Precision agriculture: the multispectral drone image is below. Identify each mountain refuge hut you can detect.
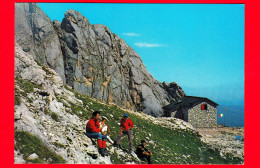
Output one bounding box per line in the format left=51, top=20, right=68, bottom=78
left=163, top=96, right=218, bottom=128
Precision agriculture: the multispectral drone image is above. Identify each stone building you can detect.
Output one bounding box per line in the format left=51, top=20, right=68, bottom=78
left=163, top=96, right=218, bottom=128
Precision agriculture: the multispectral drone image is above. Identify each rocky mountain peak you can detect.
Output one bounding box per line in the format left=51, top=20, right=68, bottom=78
left=162, top=81, right=185, bottom=101
left=65, top=9, right=82, bottom=20
left=15, top=3, right=185, bottom=117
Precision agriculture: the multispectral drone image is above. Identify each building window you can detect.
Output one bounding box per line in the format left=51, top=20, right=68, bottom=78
left=201, top=104, right=208, bottom=110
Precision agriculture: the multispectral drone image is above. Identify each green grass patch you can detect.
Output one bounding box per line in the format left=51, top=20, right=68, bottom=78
left=51, top=112, right=60, bottom=122
left=15, top=78, right=43, bottom=102
left=34, top=59, right=43, bottom=67
left=45, top=97, right=50, bottom=105
left=35, top=59, right=55, bottom=76
left=110, top=151, right=125, bottom=164
left=52, top=142, right=66, bottom=148
left=15, top=87, right=21, bottom=105
left=44, top=107, right=50, bottom=115
left=42, top=66, right=55, bottom=75
left=16, top=78, right=43, bottom=93
left=15, top=131, right=66, bottom=163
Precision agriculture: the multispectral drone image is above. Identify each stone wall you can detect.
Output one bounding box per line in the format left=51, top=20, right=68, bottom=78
left=188, top=102, right=217, bottom=128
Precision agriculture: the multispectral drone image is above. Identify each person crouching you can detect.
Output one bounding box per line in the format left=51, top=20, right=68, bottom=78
left=136, top=140, right=152, bottom=164
left=86, top=111, right=108, bottom=156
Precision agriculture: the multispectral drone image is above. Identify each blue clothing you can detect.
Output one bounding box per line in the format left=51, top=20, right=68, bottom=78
left=86, top=132, right=107, bottom=141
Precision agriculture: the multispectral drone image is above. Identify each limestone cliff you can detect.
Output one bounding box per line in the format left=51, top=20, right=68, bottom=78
left=15, top=3, right=65, bottom=82
left=15, top=3, right=185, bottom=117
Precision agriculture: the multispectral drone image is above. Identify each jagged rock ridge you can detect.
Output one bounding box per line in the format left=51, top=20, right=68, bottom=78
left=15, top=3, right=185, bottom=117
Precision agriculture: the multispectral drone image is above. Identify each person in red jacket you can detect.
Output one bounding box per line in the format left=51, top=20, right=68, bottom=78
left=86, top=111, right=108, bottom=156
left=115, top=113, right=134, bottom=152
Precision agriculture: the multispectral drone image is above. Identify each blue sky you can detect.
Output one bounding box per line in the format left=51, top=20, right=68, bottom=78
left=38, top=3, right=244, bottom=106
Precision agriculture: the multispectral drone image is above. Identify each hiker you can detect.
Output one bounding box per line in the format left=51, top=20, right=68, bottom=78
left=115, top=113, right=134, bottom=152
left=136, top=140, right=152, bottom=164
left=86, top=111, right=108, bottom=156
left=100, top=116, right=114, bottom=144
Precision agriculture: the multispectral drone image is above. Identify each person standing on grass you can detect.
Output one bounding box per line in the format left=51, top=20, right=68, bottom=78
left=136, top=140, right=152, bottom=164
left=86, top=111, right=108, bottom=157
left=115, top=113, right=134, bottom=152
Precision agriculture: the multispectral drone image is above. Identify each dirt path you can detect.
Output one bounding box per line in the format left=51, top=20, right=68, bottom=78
left=197, top=127, right=244, bottom=137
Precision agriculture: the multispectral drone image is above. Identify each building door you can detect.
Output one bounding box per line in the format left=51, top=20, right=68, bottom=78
left=181, top=113, right=184, bottom=120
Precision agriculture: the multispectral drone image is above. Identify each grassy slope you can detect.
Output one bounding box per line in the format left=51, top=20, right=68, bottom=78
left=15, top=78, right=242, bottom=164
left=64, top=86, right=242, bottom=164
left=15, top=131, right=66, bottom=163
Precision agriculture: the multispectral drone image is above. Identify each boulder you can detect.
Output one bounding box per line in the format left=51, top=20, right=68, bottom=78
left=28, top=153, right=39, bottom=160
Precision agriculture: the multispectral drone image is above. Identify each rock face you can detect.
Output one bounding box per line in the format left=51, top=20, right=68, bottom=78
left=15, top=3, right=185, bottom=117
left=15, top=3, right=65, bottom=82
left=15, top=43, right=112, bottom=164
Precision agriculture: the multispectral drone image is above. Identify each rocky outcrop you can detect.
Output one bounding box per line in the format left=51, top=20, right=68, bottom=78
left=197, top=128, right=244, bottom=161
left=15, top=43, right=107, bottom=164
left=15, top=3, right=185, bottom=117
left=162, top=81, right=186, bottom=102
left=15, top=3, right=65, bottom=82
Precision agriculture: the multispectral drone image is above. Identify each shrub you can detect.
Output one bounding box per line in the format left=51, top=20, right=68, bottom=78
left=44, top=107, right=50, bottom=115
left=51, top=112, right=60, bottom=122
left=15, top=88, right=21, bottom=105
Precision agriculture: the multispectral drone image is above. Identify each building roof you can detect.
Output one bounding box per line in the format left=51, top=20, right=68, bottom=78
left=164, top=96, right=218, bottom=112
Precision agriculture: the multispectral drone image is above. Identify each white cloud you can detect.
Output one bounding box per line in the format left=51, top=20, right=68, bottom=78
left=134, top=42, right=167, bottom=48
left=122, top=32, right=140, bottom=37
